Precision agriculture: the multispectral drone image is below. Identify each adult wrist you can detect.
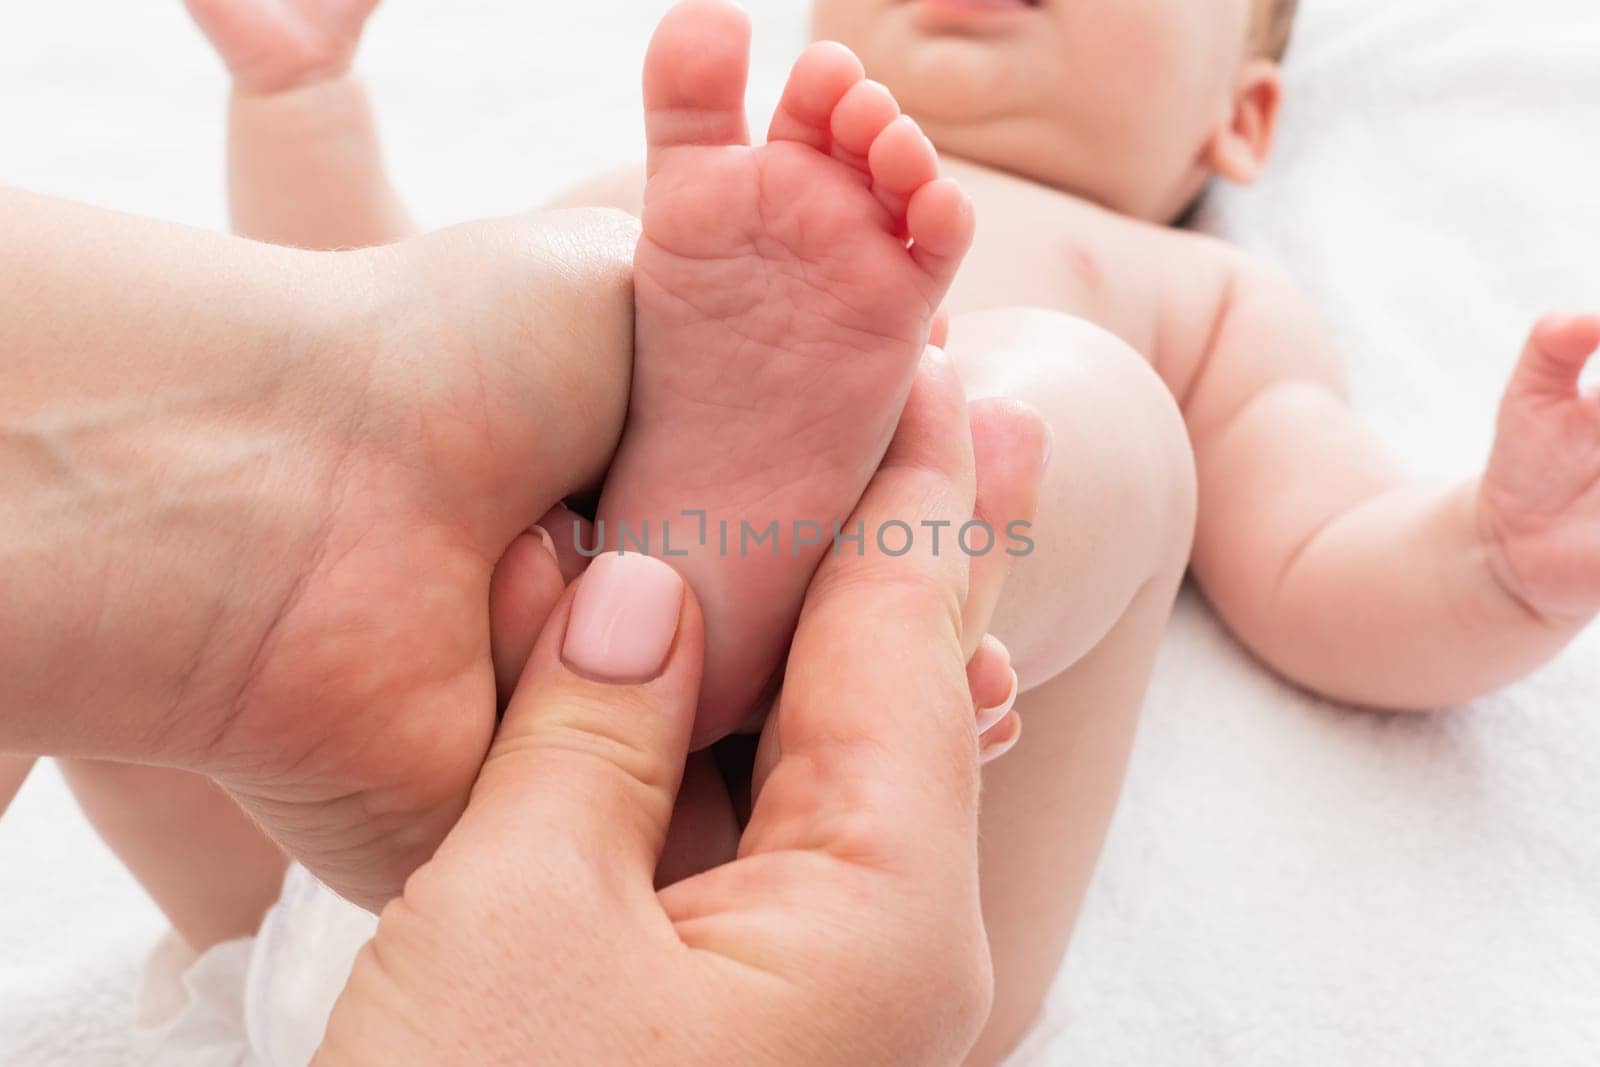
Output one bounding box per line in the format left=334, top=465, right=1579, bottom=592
left=351, top=207, right=641, bottom=554
left=0, top=224, right=385, bottom=769
left=169, top=246, right=408, bottom=771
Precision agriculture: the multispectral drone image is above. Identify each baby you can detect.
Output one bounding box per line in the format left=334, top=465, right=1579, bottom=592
left=26, top=0, right=1600, bottom=1063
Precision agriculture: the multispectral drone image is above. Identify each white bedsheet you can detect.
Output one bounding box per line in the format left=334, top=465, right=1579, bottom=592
left=2, top=1, right=1597, bottom=1064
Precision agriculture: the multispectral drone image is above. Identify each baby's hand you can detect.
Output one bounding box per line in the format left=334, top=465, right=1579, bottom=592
left=1479, top=314, right=1600, bottom=624
left=185, top=0, right=382, bottom=95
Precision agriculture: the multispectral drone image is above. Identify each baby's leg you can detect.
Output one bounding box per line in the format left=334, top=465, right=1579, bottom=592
left=58, top=760, right=287, bottom=951
left=226, top=80, right=414, bottom=247
left=185, top=0, right=413, bottom=247
left=598, top=0, right=973, bottom=745
left=0, top=755, right=35, bottom=818
left=948, top=310, right=1197, bottom=1064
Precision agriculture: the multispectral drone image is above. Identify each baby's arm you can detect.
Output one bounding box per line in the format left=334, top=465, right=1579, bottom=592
left=186, top=0, right=414, bottom=247
left=0, top=756, right=35, bottom=819
left=1187, top=261, right=1598, bottom=708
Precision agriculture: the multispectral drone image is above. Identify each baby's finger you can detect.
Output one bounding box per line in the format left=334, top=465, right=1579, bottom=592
left=961, top=398, right=1051, bottom=659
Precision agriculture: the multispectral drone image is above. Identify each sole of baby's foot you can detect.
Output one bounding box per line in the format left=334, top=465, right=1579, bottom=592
left=596, top=0, right=974, bottom=747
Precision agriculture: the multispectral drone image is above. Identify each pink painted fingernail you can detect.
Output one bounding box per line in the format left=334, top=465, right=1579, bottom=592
left=975, top=670, right=1019, bottom=736
left=562, top=553, right=683, bottom=683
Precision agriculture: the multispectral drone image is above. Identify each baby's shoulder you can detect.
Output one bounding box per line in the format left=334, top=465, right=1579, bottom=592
left=1100, top=204, right=1244, bottom=286
left=1085, top=209, right=1252, bottom=383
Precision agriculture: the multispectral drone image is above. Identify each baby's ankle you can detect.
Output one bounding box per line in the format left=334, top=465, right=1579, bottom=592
left=185, top=0, right=378, bottom=98
left=230, top=66, right=361, bottom=104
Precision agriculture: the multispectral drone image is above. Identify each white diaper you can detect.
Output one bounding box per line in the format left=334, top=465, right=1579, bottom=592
left=133, top=865, right=376, bottom=1067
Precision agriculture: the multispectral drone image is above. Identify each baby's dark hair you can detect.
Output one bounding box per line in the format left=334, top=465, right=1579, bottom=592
left=1259, top=0, right=1299, bottom=61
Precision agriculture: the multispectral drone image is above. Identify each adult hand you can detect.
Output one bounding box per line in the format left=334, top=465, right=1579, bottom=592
left=204, top=210, right=653, bottom=910
left=314, top=353, right=1049, bottom=1065
left=1, top=189, right=637, bottom=909
left=651, top=377, right=1045, bottom=886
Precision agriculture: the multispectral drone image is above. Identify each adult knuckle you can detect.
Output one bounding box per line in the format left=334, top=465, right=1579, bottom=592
left=508, top=689, right=676, bottom=796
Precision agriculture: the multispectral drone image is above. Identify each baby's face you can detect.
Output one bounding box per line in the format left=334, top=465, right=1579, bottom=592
left=812, top=0, right=1263, bottom=221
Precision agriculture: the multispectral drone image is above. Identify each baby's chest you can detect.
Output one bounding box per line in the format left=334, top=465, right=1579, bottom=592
left=944, top=189, right=1228, bottom=393
left=943, top=202, right=1161, bottom=355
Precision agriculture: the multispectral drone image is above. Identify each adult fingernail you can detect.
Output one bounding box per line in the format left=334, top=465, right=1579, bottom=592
left=980, top=715, right=1022, bottom=765
left=562, top=553, right=683, bottom=684
left=975, top=669, right=1019, bottom=736
left=1041, top=422, right=1054, bottom=476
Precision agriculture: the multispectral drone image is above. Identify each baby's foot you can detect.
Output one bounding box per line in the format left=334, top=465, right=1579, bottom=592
left=598, top=0, right=975, bottom=746
left=185, top=0, right=381, bottom=94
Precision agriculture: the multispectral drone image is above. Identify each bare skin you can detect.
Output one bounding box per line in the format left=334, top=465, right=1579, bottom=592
left=42, top=0, right=1017, bottom=963
left=317, top=355, right=1040, bottom=1067
left=944, top=307, right=1196, bottom=1066
left=556, top=86, right=1203, bottom=1067
left=816, top=3, right=1598, bottom=1057
left=173, top=0, right=1196, bottom=1057
left=0, top=756, right=34, bottom=819
left=184, top=0, right=411, bottom=247
left=58, top=762, right=288, bottom=950
left=804, top=0, right=1600, bottom=703
left=0, top=185, right=639, bottom=913
left=0, top=189, right=1046, bottom=1062
left=60, top=0, right=1600, bottom=1061
left=603, top=4, right=975, bottom=744
left=49, top=0, right=422, bottom=951
left=569, top=2, right=1600, bottom=1056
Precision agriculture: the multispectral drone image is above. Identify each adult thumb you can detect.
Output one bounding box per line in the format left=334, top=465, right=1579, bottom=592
left=467, top=552, right=706, bottom=892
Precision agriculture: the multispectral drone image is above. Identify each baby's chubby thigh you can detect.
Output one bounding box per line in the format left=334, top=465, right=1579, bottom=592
left=946, top=307, right=1196, bottom=1063
left=946, top=308, right=1197, bottom=687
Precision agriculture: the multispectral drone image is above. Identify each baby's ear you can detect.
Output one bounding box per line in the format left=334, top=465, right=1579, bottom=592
left=1205, top=58, right=1283, bottom=186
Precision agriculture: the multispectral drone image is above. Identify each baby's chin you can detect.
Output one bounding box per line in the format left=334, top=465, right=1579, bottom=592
left=904, top=113, right=1075, bottom=190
